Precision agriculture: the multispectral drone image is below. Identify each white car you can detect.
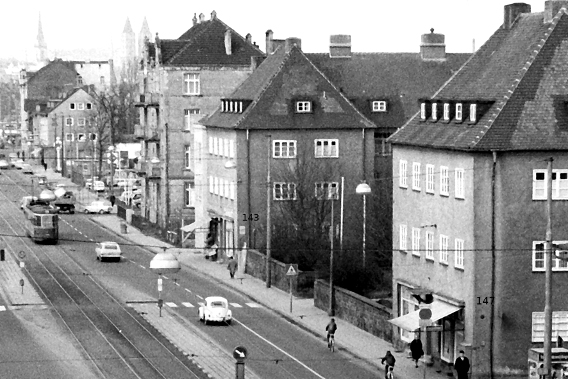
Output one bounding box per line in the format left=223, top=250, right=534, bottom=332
left=198, top=296, right=232, bottom=325
left=0, top=159, right=9, bottom=169
left=12, top=159, right=24, bottom=169
left=95, top=241, right=122, bottom=262
left=21, top=164, right=33, bottom=174
left=93, top=181, right=106, bottom=192
left=84, top=200, right=113, bottom=214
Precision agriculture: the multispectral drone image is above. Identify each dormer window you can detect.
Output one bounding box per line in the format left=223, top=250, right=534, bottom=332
left=420, top=103, right=427, bottom=120
left=69, top=103, right=76, bottom=110
left=221, top=100, right=225, bottom=112
left=372, top=100, right=387, bottom=112
left=239, top=101, right=242, bottom=113
left=77, top=75, right=83, bottom=86
left=469, top=104, right=477, bottom=123
left=443, top=103, right=450, bottom=121
left=432, top=103, right=438, bottom=121
left=296, top=101, right=312, bottom=113
left=229, top=101, right=233, bottom=113
left=456, top=103, right=463, bottom=121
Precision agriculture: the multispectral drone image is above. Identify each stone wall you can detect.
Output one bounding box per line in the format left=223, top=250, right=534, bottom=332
left=245, top=249, right=316, bottom=298
left=314, top=279, right=393, bottom=342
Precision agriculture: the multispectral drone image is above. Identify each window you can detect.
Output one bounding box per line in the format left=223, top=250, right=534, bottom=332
left=399, top=224, right=408, bottom=252
left=213, top=137, right=219, bottom=155
left=89, top=133, right=97, bottom=141
left=209, top=176, right=214, bottom=193
left=455, top=103, right=463, bottom=121
left=229, top=140, right=235, bottom=158
left=86, top=103, right=92, bottom=110
left=455, top=239, right=464, bottom=269
left=184, top=109, right=200, bottom=131
left=77, top=75, right=83, bottom=86
left=65, top=133, right=74, bottom=142
left=412, top=162, right=421, bottom=191
left=374, top=131, right=393, bottom=156
left=532, top=241, right=568, bottom=271
left=532, top=311, right=568, bottom=342
left=65, top=117, right=74, bottom=126
left=412, top=228, right=420, bottom=256
left=273, top=140, right=297, bottom=158
left=77, top=118, right=86, bottom=127
left=469, top=104, right=477, bottom=122
left=432, top=103, right=438, bottom=121
left=425, top=232, right=434, bottom=260
left=399, top=286, right=420, bottom=342
left=315, top=182, right=339, bottom=200
left=533, top=169, right=568, bottom=200
left=77, top=133, right=86, bottom=141
left=184, top=145, right=191, bottom=169
left=420, top=103, right=426, bottom=120
left=296, top=101, right=312, bottom=113
left=440, top=166, right=449, bottom=196
left=77, top=103, right=85, bottom=110
left=426, top=164, right=435, bottom=193
left=214, top=177, right=219, bottom=195
left=439, top=235, right=449, bottom=264
left=69, top=103, right=76, bottom=110
left=372, top=101, right=387, bottom=112
left=443, top=103, right=450, bottom=121
left=184, top=182, right=195, bottom=207
left=273, top=182, right=297, bottom=200
left=229, top=181, right=235, bottom=200
left=224, top=139, right=229, bottom=158
left=100, top=76, right=105, bottom=85
left=208, top=137, right=213, bottom=154
left=399, top=160, right=408, bottom=188
left=455, top=168, right=465, bottom=199
left=314, top=139, right=338, bottom=158
left=183, top=73, right=200, bottom=95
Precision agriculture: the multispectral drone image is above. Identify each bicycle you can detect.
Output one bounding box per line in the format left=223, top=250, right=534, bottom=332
left=328, top=334, right=335, bottom=352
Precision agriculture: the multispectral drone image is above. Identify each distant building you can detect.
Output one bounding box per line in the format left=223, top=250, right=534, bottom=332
left=35, top=13, right=48, bottom=66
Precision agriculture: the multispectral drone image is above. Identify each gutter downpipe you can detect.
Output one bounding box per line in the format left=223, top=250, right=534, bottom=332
left=490, top=151, right=497, bottom=379
left=246, top=129, right=251, bottom=249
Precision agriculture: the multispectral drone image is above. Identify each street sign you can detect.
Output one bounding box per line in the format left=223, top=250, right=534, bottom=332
left=419, top=308, right=432, bottom=320
left=286, top=264, right=298, bottom=276
left=233, top=346, right=248, bottom=360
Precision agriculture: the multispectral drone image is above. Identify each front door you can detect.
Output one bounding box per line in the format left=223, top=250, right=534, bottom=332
left=440, top=318, right=455, bottom=362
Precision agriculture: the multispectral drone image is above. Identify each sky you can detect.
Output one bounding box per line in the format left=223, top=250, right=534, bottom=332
left=1, top=0, right=547, bottom=61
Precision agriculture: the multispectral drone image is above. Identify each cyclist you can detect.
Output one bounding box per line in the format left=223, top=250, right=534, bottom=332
left=326, top=318, right=337, bottom=348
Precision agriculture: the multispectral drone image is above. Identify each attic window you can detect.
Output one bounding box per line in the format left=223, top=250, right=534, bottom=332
left=69, top=103, right=76, bottom=110
left=469, top=104, right=477, bottom=123
left=432, top=103, right=438, bottom=121
left=87, top=103, right=92, bottom=110
left=221, top=100, right=225, bottom=112
left=77, top=75, right=83, bottom=86
left=296, top=101, right=312, bottom=113
left=420, top=103, right=427, bottom=120
left=443, top=103, right=450, bottom=121
left=456, top=103, right=463, bottom=121
left=229, top=101, right=233, bottom=113
left=372, top=101, right=387, bottom=112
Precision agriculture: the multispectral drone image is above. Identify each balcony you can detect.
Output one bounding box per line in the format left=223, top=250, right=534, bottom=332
left=135, top=93, right=160, bottom=107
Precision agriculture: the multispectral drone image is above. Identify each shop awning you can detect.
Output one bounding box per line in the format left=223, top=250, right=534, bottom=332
left=388, top=301, right=462, bottom=332
left=180, top=218, right=209, bottom=233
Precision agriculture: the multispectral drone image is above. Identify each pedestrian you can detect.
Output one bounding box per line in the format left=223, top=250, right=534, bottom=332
left=227, top=257, right=238, bottom=278
left=409, top=333, right=424, bottom=368
left=17, top=151, right=20, bottom=159
left=380, top=350, right=396, bottom=379
left=109, top=194, right=116, bottom=207
left=454, top=350, right=470, bottom=379
left=43, top=162, right=47, bottom=171
left=386, top=366, right=394, bottom=379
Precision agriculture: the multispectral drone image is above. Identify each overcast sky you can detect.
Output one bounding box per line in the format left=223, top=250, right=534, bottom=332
left=2, top=0, right=547, bottom=61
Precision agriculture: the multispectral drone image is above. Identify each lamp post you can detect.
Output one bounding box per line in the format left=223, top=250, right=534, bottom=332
left=329, top=194, right=335, bottom=316
left=55, top=137, right=62, bottom=173
left=266, top=135, right=272, bottom=288
left=108, top=145, right=116, bottom=193
left=356, top=181, right=372, bottom=269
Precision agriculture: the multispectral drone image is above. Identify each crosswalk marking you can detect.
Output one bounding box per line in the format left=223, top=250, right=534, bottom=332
left=165, top=302, right=178, bottom=307
left=182, top=302, right=194, bottom=307
left=230, top=303, right=242, bottom=308
left=245, top=303, right=261, bottom=308
left=150, top=301, right=262, bottom=309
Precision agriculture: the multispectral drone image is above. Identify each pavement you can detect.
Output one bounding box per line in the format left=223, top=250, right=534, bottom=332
left=0, top=164, right=454, bottom=379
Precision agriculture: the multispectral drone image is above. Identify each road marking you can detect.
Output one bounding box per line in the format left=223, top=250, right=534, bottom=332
left=230, top=303, right=242, bottom=308
left=184, top=288, right=192, bottom=293
left=235, top=319, right=326, bottom=379
left=197, top=302, right=205, bottom=307
left=162, top=275, right=169, bottom=279
left=245, top=303, right=261, bottom=308
left=165, top=302, right=177, bottom=307
left=174, top=282, right=180, bottom=286
left=182, top=302, right=194, bottom=307
left=196, top=295, right=203, bottom=299
left=139, top=264, right=145, bottom=269
left=0, top=306, right=6, bottom=311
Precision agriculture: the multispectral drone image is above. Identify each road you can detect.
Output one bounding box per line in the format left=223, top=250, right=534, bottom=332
left=0, top=167, right=378, bottom=378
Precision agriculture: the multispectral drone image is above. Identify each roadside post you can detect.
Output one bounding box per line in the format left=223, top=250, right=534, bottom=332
left=157, top=277, right=163, bottom=317
left=19, top=251, right=26, bottom=269
left=233, top=346, right=247, bottom=379
left=149, top=249, right=181, bottom=318
left=285, top=264, right=298, bottom=313
left=19, top=279, right=24, bottom=294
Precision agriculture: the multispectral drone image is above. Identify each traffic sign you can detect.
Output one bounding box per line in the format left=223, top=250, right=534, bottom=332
left=286, top=264, right=298, bottom=276
left=233, top=346, right=248, bottom=360
left=419, top=308, right=432, bottom=320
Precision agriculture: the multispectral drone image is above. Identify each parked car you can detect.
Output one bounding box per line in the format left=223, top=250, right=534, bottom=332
left=95, top=241, right=122, bottom=262
left=84, top=200, right=113, bottom=214
left=198, top=296, right=232, bottom=325
left=84, top=177, right=99, bottom=190
left=21, top=163, right=33, bottom=174
left=0, top=159, right=9, bottom=169
left=93, top=181, right=106, bottom=192
left=36, top=175, right=47, bottom=185
left=12, top=159, right=24, bottom=169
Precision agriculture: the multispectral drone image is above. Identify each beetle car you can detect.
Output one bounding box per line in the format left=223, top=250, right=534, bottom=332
left=84, top=200, right=113, bottom=214
left=198, top=296, right=232, bottom=325
left=95, top=241, right=122, bottom=262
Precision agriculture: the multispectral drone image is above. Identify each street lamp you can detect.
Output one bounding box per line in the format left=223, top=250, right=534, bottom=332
left=356, top=181, right=372, bottom=269
left=108, top=146, right=116, bottom=191
left=54, top=137, right=62, bottom=173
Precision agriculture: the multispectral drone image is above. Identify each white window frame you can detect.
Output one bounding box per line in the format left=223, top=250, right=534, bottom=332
left=533, top=169, right=568, bottom=200
left=273, top=182, right=297, bottom=200
left=229, top=181, right=235, bottom=200
left=314, top=139, right=339, bottom=158
left=296, top=101, right=312, bottom=113
left=208, top=137, right=213, bottom=154
left=411, top=228, right=421, bottom=256
left=532, top=240, right=568, bottom=272
left=214, top=177, right=219, bottom=195
left=184, top=109, right=200, bottom=131
left=224, top=139, right=229, bottom=158
left=455, top=239, right=464, bottom=269
left=399, top=224, right=408, bottom=252
left=420, top=103, right=426, bottom=120
left=426, top=164, right=435, bottom=194
left=77, top=118, right=86, bottom=127
left=77, top=103, right=85, bottom=110
left=455, top=103, right=462, bottom=121
left=455, top=168, right=465, bottom=199
left=425, top=232, right=434, bottom=260
left=440, top=166, right=449, bottom=196
left=183, top=73, right=200, bottom=95
left=439, top=235, right=449, bottom=264
left=184, top=145, right=191, bottom=169
left=432, top=103, right=438, bottom=121
left=213, top=137, right=219, bottom=155
left=412, top=162, right=421, bottom=191
left=184, top=182, right=195, bottom=207
left=315, top=182, right=339, bottom=200
left=372, top=100, right=387, bottom=112
left=66, top=117, right=74, bottom=126
left=399, top=160, right=408, bottom=188
left=469, top=104, right=477, bottom=122
left=77, top=133, right=86, bottom=142
left=229, top=140, right=235, bottom=158
left=443, top=103, right=450, bottom=120
left=65, top=133, right=74, bottom=142
left=273, top=140, right=297, bottom=158
left=532, top=311, right=568, bottom=342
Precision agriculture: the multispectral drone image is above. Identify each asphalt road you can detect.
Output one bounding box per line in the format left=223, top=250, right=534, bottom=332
left=0, top=167, right=378, bottom=378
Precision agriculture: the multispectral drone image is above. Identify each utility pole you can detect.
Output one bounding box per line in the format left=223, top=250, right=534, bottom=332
left=266, top=135, right=272, bottom=288
left=61, top=114, right=65, bottom=177
left=544, top=157, right=554, bottom=379
left=329, top=197, right=335, bottom=316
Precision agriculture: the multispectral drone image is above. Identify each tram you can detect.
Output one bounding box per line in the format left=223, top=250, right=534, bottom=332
left=22, top=201, right=59, bottom=244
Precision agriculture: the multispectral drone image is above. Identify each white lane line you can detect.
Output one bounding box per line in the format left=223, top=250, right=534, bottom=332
left=230, top=303, right=242, bottom=308
left=182, top=302, right=194, bottom=307
left=162, top=275, right=169, bottom=279
left=184, top=288, right=192, bottom=293
left=235, top=318, right=326, bottom=379
left=196, top=294, right=203, bottom=299
left=197, top=302, right=205, bottom=307
left=0, top=306, right=6, bottom=311
left=165, top=302, right=178, bottom=308
left=139, top=264, right=145, bottom=269
left=174, top=282, right=180, bottom=286
left=245, top=303, right=261, bottom=308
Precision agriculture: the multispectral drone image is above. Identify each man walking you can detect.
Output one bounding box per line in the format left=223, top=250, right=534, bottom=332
left=454, top=350, right=470, bottom=379
left=227, top=257, right=238, bottom=278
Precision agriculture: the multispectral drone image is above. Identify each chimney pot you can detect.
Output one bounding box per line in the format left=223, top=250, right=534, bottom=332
left=503, top=3, right=531, bottom=29
left=265, top=29, right=274, bottom=55
left=211, top=10, right=217, bottom=20
left=420, top=29, right=446, bottom=61
left=285, top=37, right=301, bottom=53
left=199, top=13, right=205, bottom=22
left=329, top=34, right=352, bottom=58
left=225, top=29, right=232, bottom=55
left=246, top=33, right=252, bottom=44
left=544, top=0, right=568, bottom=23
left=192, top=13, right=197, bottom=26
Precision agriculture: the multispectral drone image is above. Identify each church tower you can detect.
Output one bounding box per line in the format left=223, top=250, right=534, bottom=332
left=120, top=17, right=136, bottom=70
left=35, top=13, right=48, bottom=64
left=138, top=17, right=153, bottom=58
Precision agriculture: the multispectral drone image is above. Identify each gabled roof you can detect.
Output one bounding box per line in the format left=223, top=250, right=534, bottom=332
left=204, top=45, right=376, bottom=130
left=154, top=16, right=264, bottom=66
left=27, top=59, right=77, bottom=83
left=389, top=9, right=568, bottom=151
left=50, top=87, right=93, bottom=114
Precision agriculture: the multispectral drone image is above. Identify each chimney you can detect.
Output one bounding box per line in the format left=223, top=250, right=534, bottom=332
left=285, top=37, right=301, bottom=53
left=503, top=3, right=531, bottom=29
left=211, top=10, right=217, bottom=20
left=246, top=33, right=252, bottom=44
left=192, top=13, right=197, bottom=26
left=251, top=56, right=265, bottom=71
left=265, top=29, right=274, bottom=55
left=225, top=29, right=232, bottom=55
left=329, top=35, right=352, bottom=58
left=420, top=28, right=446, bottom=61
left=199, top=13, right=205, bottom=23
left=544, top=0, right=568, bottom=23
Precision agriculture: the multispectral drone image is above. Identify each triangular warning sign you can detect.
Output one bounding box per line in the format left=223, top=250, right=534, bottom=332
left=286, top=265, right=297, bottom=276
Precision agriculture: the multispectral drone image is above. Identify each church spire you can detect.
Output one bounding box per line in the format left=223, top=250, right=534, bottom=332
left=35, top=12, right=48, bottom=63
left=138, top=17, right=152, bottom=58
left=123, top=17, right=133, bottom=34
